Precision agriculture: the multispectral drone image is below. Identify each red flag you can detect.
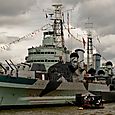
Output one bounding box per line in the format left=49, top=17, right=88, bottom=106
left=82, top=37, right=86, bottom=48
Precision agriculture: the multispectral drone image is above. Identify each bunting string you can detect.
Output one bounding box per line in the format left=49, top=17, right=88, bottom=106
left=0, top=23, right=51, bottom=51
left=64, top=25, right=107, bottom=61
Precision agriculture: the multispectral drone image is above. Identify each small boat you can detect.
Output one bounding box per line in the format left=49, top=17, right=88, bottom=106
left=75, top=94, right=104, bottom=109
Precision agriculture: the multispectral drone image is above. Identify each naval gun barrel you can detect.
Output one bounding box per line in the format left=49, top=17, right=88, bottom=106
left=0, top=63, right=7, bottom=74
left=21, top=63, right=31, bottom=67
left=9, top=60, right=18, bottom=78
left=5, top=60, right=14, bottom=76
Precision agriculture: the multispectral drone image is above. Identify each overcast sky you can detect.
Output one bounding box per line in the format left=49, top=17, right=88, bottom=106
left=0, top=0, right=115, bottom=65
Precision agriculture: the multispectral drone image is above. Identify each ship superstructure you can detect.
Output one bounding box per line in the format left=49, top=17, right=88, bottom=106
left=25, top=4, right=70, bottom=70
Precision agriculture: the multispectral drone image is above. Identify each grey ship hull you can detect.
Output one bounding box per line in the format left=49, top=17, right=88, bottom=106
left=84, top=82, right=115, bottom=102
left=0, top=77, right=88, bottom=106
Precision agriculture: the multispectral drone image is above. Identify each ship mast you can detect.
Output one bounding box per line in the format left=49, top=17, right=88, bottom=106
left=52, top=4, right=65, bottom=48
left=86, top=18, right=93, bottom=70
left=87, top=32, right=93, bottom=70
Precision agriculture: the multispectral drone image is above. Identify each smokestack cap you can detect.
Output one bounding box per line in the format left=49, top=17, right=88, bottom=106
left=106, top=61, right=113, bottom=66
left=70, top=52, right=79, bottom=59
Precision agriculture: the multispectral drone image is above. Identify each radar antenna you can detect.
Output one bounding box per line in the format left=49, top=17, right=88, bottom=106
left=52, top=4, right=65, bottom=48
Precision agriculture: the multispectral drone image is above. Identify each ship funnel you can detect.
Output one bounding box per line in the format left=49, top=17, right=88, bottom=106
left=75, top=49, right=85, bottom=69
left=70, top=52, right=79, bottom=69
left=106, top=61, right=113, bottom=69
left=105, top=61, right=113, bottom=76
left=93, top=53, right=101, bottom=71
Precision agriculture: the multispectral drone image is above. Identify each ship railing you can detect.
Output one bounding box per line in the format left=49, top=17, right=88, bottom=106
left=83, top=75, right=111, bottom=84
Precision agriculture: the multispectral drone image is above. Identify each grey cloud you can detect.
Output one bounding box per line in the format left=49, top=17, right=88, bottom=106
left=0, top=0, right=115, bottom=64
left=98, top=25, right=115, bottom=36
left=76, top=0, right=115, bottom=35
left=94, top=35, right=115, bottom=61
left=0, top=0, right=37, bottom=16
left=61, top=0, right=93, bottom=5
left=59, top=0, right=115, bottom=36
left=0, top=14, right=30, bottom=26
left=0, top=0, right=37, bottom=27
left=65, top=38, right=81, bottom=51
left=61, top=0, right=80, bottom=5
left=0, top=35, right=19, bottom=44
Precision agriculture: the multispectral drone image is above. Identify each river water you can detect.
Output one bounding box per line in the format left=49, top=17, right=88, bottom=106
left=0, top=103, right=115, bottom=115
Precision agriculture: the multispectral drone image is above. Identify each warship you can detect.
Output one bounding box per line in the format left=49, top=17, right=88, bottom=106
left=0, top=4, right=88, bottom=107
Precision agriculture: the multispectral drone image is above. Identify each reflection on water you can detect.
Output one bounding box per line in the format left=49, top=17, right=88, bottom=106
left=0, top=103, right=115, bottom=115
